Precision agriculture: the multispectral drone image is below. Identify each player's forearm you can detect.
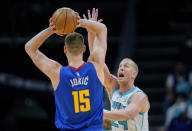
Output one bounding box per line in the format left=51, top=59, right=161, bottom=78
left=103, top=64, right=114, bottom=97
left=81, top=20, right=107, bottom=35
left=25, top=28, right=53, bottom=52
left=103, top=110, right=130, bottom=121
left=104, top=87, right=111, bottom=102
left=88, top=32, right=95, bottom=53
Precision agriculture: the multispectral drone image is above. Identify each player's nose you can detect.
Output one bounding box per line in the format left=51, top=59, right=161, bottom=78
left=119, top=67, right=124, bottom=71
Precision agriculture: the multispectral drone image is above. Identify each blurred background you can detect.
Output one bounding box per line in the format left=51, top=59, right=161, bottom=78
left=1, top=0, right=192, bottom=131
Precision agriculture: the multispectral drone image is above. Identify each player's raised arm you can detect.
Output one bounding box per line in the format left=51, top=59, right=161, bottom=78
left=103, top=92, right=150, bottom=121
left=77, top=16, right=107, bottom=84
left=83, top=8, right=118, bottom=95
left=25, top=21, right=61, bottom=90
left=82, top=8, right=103, bottom=54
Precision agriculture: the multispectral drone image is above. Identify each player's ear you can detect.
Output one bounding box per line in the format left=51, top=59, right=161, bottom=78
left=132, top=71, right=137, bottom=79
left=83, top=45, right=86, bottom=53
left=64, top=45, right=67, bottom=54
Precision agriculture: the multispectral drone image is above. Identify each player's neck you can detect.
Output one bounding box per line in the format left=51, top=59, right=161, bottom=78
left=67, top=54, right=84, bottom=68
left=119, top=82, right=135, bottom=95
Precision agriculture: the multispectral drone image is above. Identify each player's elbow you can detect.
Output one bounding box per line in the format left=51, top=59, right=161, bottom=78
left=97, top=23, right=107, bottom=34
left=25, top=42, right=35, bottom=55
left=115, top=112, right=131, bottom=121
left=124, top=113, right=132, bottom=120
left=101, top=24, right=107, bottom=33
left=125, top=110, right=140, bottom=120
left=25, top=43, right=30, bottom=54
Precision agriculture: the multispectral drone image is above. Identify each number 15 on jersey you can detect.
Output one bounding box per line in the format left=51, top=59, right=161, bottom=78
left=72, top=89, right=91, bottom=113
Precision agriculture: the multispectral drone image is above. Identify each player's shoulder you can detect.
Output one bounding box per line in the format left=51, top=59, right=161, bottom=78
left=131, top=88, right=149, bottom=102
left=134, top=87, right=147, bottom=95
left=130, top=89, right=150, bottom=111
left=134, top=88, right=148, bottom=98
left=134, top=91, right=147, bottom=98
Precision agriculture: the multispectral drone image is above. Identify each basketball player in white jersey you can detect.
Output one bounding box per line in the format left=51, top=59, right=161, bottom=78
left=85, top=8, right=150, bottom=131
left=102, top=58, right=150, bottom=131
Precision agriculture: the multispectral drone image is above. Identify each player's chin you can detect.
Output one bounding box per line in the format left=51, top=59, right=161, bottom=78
left=117, top=77, right=128, bottom=83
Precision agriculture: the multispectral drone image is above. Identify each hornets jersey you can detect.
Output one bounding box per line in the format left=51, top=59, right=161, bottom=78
left=111, top=86, right=149, bottom=131
left=54, top=62, right=103, bottom=130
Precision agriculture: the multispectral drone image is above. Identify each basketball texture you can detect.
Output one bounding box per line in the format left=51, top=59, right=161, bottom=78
left=51, top=7, right=78, bottom=35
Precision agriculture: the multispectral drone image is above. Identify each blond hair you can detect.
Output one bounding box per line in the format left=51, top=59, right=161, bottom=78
left=65, top=32, right=84, bottom=56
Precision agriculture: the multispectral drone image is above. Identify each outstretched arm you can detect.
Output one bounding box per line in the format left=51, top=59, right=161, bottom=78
left=84, top=8, right=118, bottom=96
left=103, top=92, right=150, bottom=121
left=25, top=21, right=62, bottom=90
left=83, top=8, right=103, bottom=54
left=77, top=14, right=107, bottom=84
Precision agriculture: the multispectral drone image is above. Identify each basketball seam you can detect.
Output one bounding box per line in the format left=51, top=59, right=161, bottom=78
left=63, top=9, right=68, bottom=34
left=71, top=12, right=76, bottom=31
left=55, top=9, right=64, bottom=31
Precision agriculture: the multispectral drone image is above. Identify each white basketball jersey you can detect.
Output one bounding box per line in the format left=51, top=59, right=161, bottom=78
left=111, top=86, right=149, bottom=131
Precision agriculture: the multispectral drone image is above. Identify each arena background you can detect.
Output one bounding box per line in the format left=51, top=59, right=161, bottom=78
left=1, top=0, right=192, bottom=131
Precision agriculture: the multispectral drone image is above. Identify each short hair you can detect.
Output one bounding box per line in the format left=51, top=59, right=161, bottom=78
left=64, top=32, right=84, bottom=56
left=124, top=58, right=139, bottom=76
left=132, top=60, right=139, bottom=76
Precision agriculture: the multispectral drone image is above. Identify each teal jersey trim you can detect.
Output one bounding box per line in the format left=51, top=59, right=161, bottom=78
left=112, top=121, right=118, bottom=127
left=127, top=89, right=143, bottom=104
left=139, top=112, right=144, bottom=115
left=112, top=120, right=128, bottom=130
left=118, top=86, right=137, bottom=97
left=118, top=120, right=128, bottom=130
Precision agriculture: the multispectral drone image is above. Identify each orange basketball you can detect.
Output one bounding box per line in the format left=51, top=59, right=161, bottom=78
left=51, top=7, right=78, bottom=35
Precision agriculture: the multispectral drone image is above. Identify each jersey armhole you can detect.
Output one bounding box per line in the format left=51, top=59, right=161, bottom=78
left=87, top=62, right=104, bottom=87
left=54, top=66, right=63, bottom=92
left=127, top=90, right=143, bottom=104
left=127, top=90, right=147, bottom=115
left=111, top=87, right=119, bottom=100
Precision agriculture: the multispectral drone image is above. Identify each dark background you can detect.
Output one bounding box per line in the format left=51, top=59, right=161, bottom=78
left=0, top=0, right=192, bottom=131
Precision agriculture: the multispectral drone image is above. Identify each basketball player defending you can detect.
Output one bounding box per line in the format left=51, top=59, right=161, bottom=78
left=25, top=12, right=107, bottom=130
left=85, top=9, right=150, bottom=130
left=103, top=58, right=150, bottom=131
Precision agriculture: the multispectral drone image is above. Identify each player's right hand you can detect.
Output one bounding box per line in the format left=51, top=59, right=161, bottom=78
left=49, top=18, right=63, bottom=36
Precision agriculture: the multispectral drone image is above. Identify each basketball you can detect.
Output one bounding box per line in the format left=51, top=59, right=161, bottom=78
left=51, top=7, right=78, bottom=35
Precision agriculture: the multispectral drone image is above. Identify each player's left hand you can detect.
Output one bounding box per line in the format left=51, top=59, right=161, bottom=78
left=76, top=8, right=103, bottom=29
left=82, top=8, right=103, bottom=33
left=83, top=8, right=103, bottom=22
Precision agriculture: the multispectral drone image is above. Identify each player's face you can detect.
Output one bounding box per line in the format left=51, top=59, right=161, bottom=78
left=117, top=59, right=135, bottom=84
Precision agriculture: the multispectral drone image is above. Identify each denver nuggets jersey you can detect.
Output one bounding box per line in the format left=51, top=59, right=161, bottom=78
left=111, top=86, right=149, bottom=131
left=54, top=62, right=103, bottom=130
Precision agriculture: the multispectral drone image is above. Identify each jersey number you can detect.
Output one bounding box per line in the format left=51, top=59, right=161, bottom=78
left=72, top=89, right=91, bottom=113
left=112, top=121, right=128, bottom=130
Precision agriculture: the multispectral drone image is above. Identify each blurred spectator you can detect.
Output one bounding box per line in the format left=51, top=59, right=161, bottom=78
left=182, top=34, right=192, bottom=68
left=187, top=90, right=192, bottom=118
left=167, top=104, right=192, bottom=131
left=165, top=91, right=192, bottom=131
left=164, top=61, right=192, bottom=111
left=165, top=93, right=187, bottom=127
